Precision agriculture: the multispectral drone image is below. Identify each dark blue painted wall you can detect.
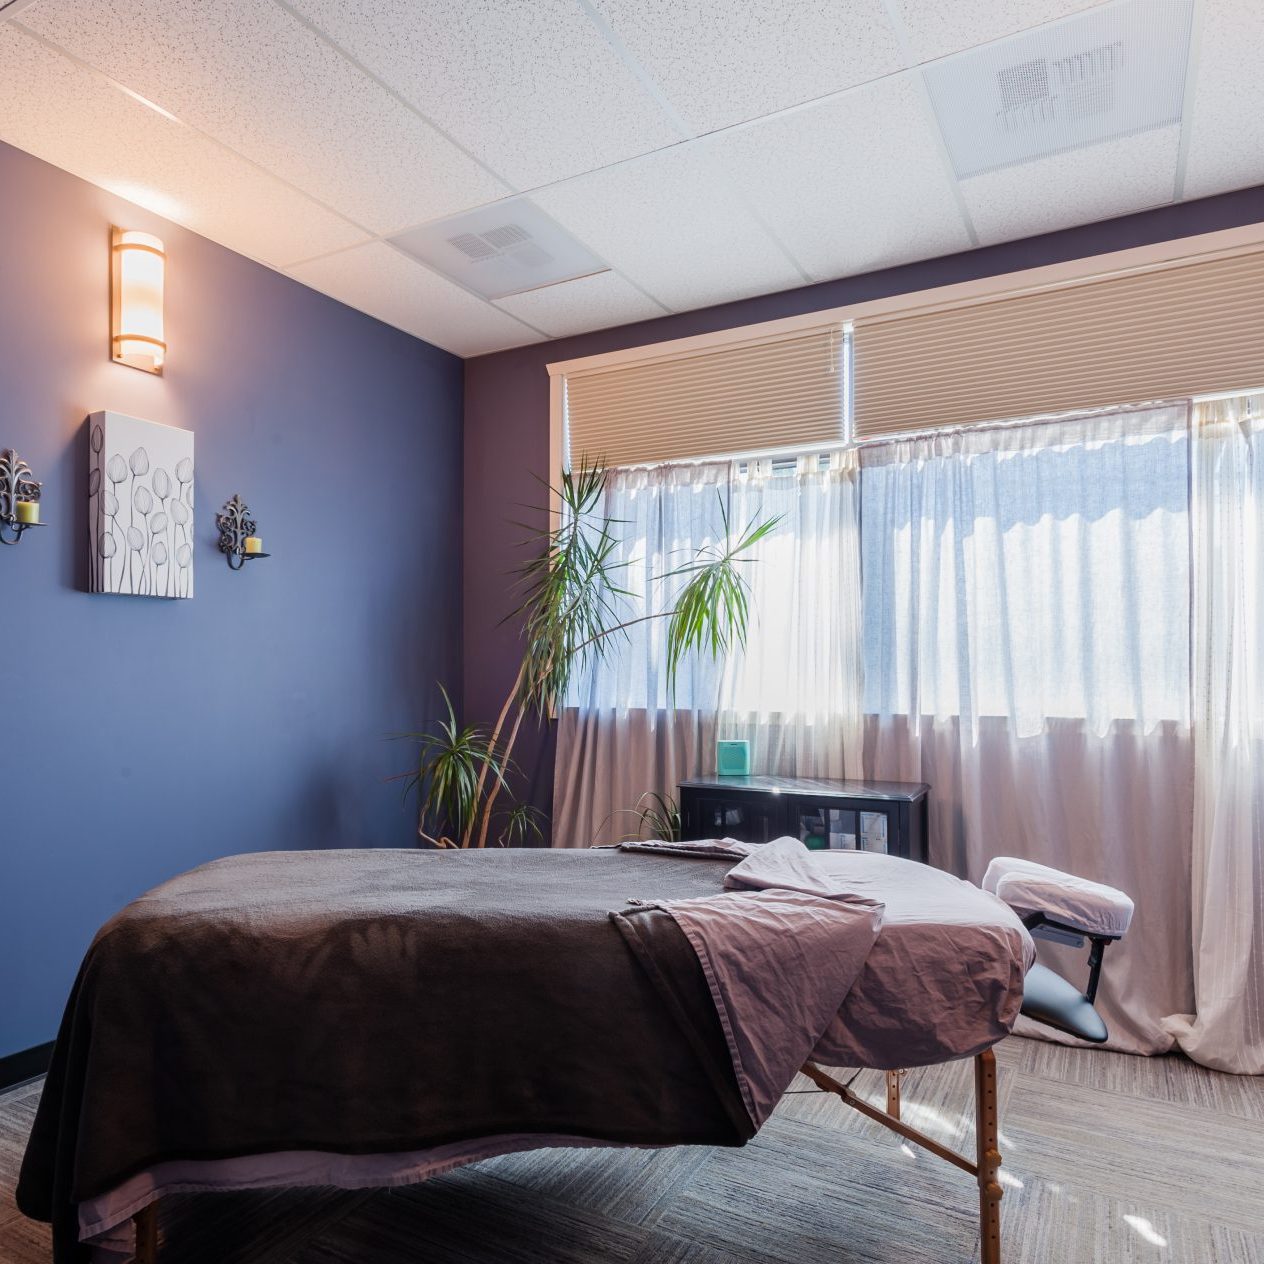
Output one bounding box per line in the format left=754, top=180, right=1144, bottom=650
left=0, top=141, right=463, bottom=1057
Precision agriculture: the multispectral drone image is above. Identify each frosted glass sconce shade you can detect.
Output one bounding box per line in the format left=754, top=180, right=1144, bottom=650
left=111, top=228, right=165, bottom=374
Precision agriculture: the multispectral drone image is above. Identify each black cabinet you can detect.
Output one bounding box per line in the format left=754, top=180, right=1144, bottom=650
left=678, top=775, right=930, bottom=864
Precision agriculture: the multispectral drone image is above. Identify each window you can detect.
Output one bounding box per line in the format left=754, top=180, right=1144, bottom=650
left=569, top=403, right=1192, bottom=735
left=859, top=405, right=1191, bottom=732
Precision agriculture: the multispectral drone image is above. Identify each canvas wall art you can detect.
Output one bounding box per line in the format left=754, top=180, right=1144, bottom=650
left=89, top=411, right=195, bottom=598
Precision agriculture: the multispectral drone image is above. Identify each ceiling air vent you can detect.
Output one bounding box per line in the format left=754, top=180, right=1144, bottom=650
left=923, top=0, right=1193, bottom=179
left=390, top=198, right=608, bottom=300
left=995, top=42, right=1122, bottom=133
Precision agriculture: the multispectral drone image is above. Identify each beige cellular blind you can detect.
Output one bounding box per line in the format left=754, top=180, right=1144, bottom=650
left=565, top=324, right=844, bottom=468
left=853, top=249, right=1264, bottom=439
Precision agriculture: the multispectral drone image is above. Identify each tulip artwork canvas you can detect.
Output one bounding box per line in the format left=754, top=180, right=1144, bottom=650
left=88, top=411, right=195, bottom=598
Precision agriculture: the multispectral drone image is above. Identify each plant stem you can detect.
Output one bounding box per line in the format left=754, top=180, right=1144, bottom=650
left=475, top=700, right=526, bottom=848
left=461, top=610, right=681, bottom=847
left=458, top=660, right=526, bottom=848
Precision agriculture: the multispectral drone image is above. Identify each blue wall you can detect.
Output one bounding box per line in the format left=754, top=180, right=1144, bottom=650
left=0, top=141, right=463, bottom=1057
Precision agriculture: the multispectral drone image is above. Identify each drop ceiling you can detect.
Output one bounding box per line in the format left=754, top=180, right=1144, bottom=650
left=0, top=0, right=1259, bottom=358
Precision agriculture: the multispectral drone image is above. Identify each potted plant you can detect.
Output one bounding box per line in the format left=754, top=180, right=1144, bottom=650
left=398, top=462, right=777, bottom=847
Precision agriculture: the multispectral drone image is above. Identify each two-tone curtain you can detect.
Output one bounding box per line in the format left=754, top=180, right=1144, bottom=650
left=553, top=453, right=863, bottom=847
left=1163, top=393, right=1264, bottom=1074
left=857, top=403, right=1195, bottom=1057
left=556, top=394, right=1264, bottom=1072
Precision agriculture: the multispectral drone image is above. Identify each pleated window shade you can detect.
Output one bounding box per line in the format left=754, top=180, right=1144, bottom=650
left=565, top=325, right=845, bottom=468
left=853, top=250, right=1264, bottom=439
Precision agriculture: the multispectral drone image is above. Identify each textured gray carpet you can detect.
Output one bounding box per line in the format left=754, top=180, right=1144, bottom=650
left=2, top=1037, right=1261, bottom=1263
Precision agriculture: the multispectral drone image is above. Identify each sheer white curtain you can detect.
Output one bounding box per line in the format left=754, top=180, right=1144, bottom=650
left=857, top=403, right=1195, bottom=1056
left=553, top=455, right=863, bottom=846
left=553, top=396, right=1264, bottom=1070
left=1164, top=393, right=1264, bottom=1074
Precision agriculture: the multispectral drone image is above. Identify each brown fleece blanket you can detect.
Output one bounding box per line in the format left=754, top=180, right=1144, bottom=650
left=19, top=848, right=756, bottom=1262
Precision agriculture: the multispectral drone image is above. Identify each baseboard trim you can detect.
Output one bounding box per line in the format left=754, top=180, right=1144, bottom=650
left=0, top=1041, right=53, bottom=1091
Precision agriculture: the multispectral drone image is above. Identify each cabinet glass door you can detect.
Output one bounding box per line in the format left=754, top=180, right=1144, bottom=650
left=794, top=804, right=890, bottom=853
left=691, top=795, right=784, bottom=843
left=858, top=811, right=888, bottom=853
left=795, top=805, right=857, bottom=850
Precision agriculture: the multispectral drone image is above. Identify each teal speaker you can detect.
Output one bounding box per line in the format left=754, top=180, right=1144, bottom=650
left=716, top=740, right=750, bottom=776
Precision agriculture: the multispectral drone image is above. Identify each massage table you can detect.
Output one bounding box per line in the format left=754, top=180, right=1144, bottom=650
left=17, top=840, right=1131, bottom=1264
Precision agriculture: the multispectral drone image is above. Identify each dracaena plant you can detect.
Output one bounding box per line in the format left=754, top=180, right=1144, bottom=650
left=399, top=461, right=779, bottom=848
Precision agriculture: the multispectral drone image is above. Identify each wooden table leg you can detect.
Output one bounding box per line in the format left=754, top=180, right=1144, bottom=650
left=885, top=1069, right=904, bottom=1121
left=134, top=1201, right=158, bottom=1264
left=975, top=1050, right=1003, bottom=1264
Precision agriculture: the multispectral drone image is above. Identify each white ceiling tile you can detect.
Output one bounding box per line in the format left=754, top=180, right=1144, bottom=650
left=493, top=270, right=664, bottom=338
left=1181, top=0, right=1264, bottom=200
left=530, top=145, right=804, bottom=311
left=17, top=0, right=507, bottom=235
left=589, top=0, right=906, bottom=134
left=287, top=242, right=543, bottom=357
left=961, top=124, right=1179, bottom=245
left=283, top=0, right=680, bottom=191
left=891, top=0, right=1107, bottom=65
left=708, top=76, right=973, bottom=283
left=0, top=24, right=363, bottom=266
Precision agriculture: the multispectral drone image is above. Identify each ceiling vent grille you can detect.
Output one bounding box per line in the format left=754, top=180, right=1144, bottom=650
left=923, top=0, right=1193, bottom=179
left=391, top=199, right=607, bottom=300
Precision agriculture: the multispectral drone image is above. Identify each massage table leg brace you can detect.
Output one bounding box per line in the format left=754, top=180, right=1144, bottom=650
left=802, top=1049, right=1003, bottom=1264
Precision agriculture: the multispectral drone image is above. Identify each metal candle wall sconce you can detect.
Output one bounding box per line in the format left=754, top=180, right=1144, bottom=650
left=216, top=493, right=270, bottom=570
left=0, top=448, right=44, bottom=546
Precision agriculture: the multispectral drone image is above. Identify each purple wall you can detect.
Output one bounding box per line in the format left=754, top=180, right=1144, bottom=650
left=0, top=141, right=463, bottom=1057
left=464, top=185, right=1264, bottom=837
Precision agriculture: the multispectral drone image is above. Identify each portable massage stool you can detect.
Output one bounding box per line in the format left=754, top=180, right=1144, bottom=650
left=800, top=856, right=1134, bottom=1264
left=127, top=858, right=1134, bottom=1264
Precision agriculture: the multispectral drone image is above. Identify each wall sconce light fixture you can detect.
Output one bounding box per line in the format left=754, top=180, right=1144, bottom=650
left=111, top=228, right=166, bottom=375
left=216, top=494, right=270, bottom=570
left=0, top=448, right=44, bottom=546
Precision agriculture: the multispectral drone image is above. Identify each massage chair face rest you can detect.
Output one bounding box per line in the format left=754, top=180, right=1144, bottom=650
left=982, top=857, right=1134, bottom=1043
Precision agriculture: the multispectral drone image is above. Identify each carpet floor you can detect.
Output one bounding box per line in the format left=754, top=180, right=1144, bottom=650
left=1, top=1037, right=1261, bottom=1263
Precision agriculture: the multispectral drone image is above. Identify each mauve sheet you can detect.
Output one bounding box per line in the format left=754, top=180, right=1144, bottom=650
left=793, top=849, right=1035, bottom=1068
left=637, top=839, right=885, bottom=1125
left=73, top=843, right=1029, bottom=1257
left=81, top=1134, right=626, bottom=1258
left=22, top=849, right=753, bottom=1264
left=619, top=838, right=1033, bottom=1069
left=84, top=840, right=889, bottom=1257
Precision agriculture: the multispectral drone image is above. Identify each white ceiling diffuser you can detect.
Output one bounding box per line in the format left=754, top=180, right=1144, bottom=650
left=922, top=0, right=1195, bottom=179
left=389, top=197, right=609, bottom=300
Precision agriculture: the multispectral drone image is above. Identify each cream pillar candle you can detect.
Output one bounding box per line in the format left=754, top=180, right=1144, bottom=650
left=244, top=536, right=263, bottom=555
left=15, top=500, right=39, bottom=524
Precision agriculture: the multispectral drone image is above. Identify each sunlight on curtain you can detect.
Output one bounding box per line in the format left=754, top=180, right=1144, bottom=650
left=551, top=395, right=1263, bottom=1070
left=1164, top=392, right=1264, bottom=1074
left=860, top=404, right=1192, bottom=737
left=858, top=403, right=1195, bottom=1055
left=553, top=455, right=863, bottom=846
